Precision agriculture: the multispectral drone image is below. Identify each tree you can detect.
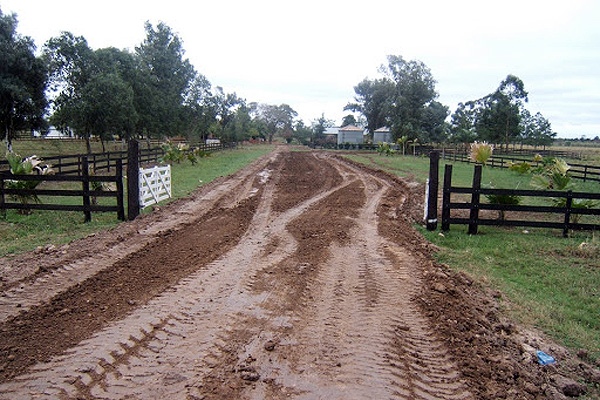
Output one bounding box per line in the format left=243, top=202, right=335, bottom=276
left=341, top=114, right=358, bottom=127
left=210, top=86, right=244, bottom=141
left=135, top=21, right=196, bottom=139
left=77, top=73, right=138, bottom=151
left=345, top=77, right=394, bottom=135
left=311, top=113, right=334, bottom=146
left=450, top=75, right=535, bottom=149
left=346, top=55, right=444, bottom=144
left=181, top=73, right=214, bottom=143
left=475, top=75, right=528, bottom=149
left=449, top=101, right=478, bottom=144
left=520, top=110, right=555, bottom=148
left=44, top=32, right=96, bottom=152
left=292, top=120, right=313, bottom=145
left=254, top=103, right=298, bottom=143
left=382, top=55, right=440, bottom=141
left=0, top=9, right=48, bottom=151
left=420, top=100, right=449, bottom=143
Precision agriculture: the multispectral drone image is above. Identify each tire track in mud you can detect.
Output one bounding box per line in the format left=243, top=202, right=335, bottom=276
left=0, top=165, right=266, bottom=385
left=244, top=162, right=472, bottom=400
left=0, top=151, right=473, bottom=399
left=196, top=154, right=472, bottom=399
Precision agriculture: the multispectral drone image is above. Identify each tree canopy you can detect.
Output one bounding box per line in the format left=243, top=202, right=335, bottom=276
left=449, top=75, right=555, bottom=147
left=345, top=55, right=447, bottom=143
left=0, top=8, right=48, bottom=151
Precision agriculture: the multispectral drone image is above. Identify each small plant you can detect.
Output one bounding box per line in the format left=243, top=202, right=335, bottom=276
left=530, top=157, right=573, bottom=191
left=377, top=142, right=394, bottom=156
left=530, top=157, right=598, bottom=223
left=5, top=153, right=54, bottom=214
left=484, top=182, right=521, bottom=221
left=160, top=141, right=189, bottom=164
left=508, top=161, right=531, bottom=174
left=186, top=147, right=212, bottom=165
left=469, top=141, right=493, bottom=165
left=88, top=167, right=116, bottom=205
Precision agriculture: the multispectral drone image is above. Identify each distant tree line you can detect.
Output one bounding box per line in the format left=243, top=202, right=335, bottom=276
left=345, top=56, right=557, bottom=148
left=1, top=7, right=559, bottom=154
left=0, top=8, right=304, bottom=153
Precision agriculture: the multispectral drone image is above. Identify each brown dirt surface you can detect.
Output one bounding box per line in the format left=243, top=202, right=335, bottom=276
left=0, top=147, right=598, bottom=399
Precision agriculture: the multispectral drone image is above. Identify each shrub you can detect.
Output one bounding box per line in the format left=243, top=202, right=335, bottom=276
left=484, top=182, right=522, bottom=221
left=5, top=153, right=54, bottom=214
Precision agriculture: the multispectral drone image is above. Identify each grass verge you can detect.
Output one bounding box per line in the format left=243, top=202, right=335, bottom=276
left=345, top=152, right=600, bottom=363
left=0, top=145, right=274, bottom=256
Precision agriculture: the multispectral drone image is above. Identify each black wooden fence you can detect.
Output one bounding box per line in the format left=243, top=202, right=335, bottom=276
left=0, top=158, right=125, bottom=222
left=0, top=141, right=238, bottom=222
left=441, top=164, right=600, bottom=237
left=0, top=142, right=233, bottom=175
left=439, top=152, right=600, bottom=183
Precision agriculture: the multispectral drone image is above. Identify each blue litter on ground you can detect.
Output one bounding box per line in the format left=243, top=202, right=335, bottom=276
left=536, top=350, right=556, bottom=365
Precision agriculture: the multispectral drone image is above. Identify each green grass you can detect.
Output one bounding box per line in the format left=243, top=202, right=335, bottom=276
left=345, top=152, right=600, bottom=363
left=420, top=227, right=600, bottom=361
left=0, top=145, right=274, bottom=256
left=10, top=138, right=128, bottom=157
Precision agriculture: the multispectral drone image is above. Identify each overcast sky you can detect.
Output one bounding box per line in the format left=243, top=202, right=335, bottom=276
left=3, top=0, right=600, bottom=138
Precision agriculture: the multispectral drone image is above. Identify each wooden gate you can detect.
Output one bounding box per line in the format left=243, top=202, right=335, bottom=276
left=139, top=165, right=171, bottom=209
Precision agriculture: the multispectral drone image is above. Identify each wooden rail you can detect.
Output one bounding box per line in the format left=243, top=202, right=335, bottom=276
left=0, top=142, right=234, bottom=175
left=0, top=158, right=125, bottom=222
left=441, top=164, right=600, bottom=237
left=439, top=152, right=600, bottom=183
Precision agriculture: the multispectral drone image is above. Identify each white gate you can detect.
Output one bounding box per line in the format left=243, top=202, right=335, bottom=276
left=139, top=165, right=172, bottom=208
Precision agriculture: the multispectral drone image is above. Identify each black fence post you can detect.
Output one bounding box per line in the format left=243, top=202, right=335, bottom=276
left=82, top=157, right=92, bottom=223
left=426, top=151, right=439, bottom=230
left=441, top=164, right=453, bottom=231
left=563, top=191, right=573, bottom=238
left=127, top=139, right=140, bottom=221
left=0, top=174, right=5, bottom=219
left=468, top=165, right=483, bottom=235
left=115, top=158, right=125, bottom=221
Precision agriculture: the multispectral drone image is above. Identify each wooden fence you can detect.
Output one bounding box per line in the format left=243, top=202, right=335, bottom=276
left=0, top=158, right=125, bottom=222
left=441, top=164, right=600, bottom=237
left=439, top=152, right=600, bottom=183
left=0, top=142, right=234, bottom=175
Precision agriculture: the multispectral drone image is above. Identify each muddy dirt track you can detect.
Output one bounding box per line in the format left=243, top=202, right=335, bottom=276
left=0, top=148, right=598, bottom=399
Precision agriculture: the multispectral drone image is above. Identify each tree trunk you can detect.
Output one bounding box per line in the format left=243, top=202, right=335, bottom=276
left=85, top=135, right=92, bottom=155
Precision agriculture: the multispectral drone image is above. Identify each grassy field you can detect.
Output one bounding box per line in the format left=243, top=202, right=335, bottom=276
left=0, top=143, right=274, bottom=256
left=346, top=152, right=600, bottom=363
left=9, top=138, right=130, bottom=157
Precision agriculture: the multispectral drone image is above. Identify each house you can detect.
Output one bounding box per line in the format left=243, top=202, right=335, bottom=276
left=33, top=126, right=74, bottom=138
left=374, top=127, right=392, bottom=143
left=337, top=125, right=364, bottom=145
left=323, top=127, right=339, bottom=143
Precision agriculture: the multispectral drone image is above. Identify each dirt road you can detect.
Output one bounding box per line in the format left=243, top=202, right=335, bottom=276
left=0, top=148, right=595, bottom=399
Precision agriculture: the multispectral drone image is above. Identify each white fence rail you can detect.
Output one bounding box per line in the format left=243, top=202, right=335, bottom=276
left=139, top=165, right=171, bottom=208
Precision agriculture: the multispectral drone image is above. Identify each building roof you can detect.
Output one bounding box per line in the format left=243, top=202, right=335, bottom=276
left=374, top=126, right=390, bottom=132
left=339, top=124, right=363, bottom=132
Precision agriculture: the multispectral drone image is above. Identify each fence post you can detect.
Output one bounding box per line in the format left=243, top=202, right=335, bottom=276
left=441, top=164, right=453, bottom=231
left=426, top=151, right=439, bottom=230
left=82, top=157, right=92, bottom=223
left=468, top=165, right=483, bottom=235
left=127, top=139, right=140, bottom=221
left=0, top=174, right=5, bottom=219
left=563, top=191, right=573, bottom=238
left=115, top=158, right=125, bottom=221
